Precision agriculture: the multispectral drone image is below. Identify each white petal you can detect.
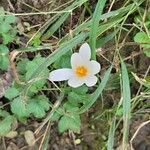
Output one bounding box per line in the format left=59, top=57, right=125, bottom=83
left=88, top=60, right=101, bottom=75
left=85, top=76, right=98, bottom=87
left=79, top=43, right=91, bottom=60
left=49, top=69, right=73, bottom=81
left=68, top=76, right=84, bottom=88
left=71, top=53, right=84, bottom=69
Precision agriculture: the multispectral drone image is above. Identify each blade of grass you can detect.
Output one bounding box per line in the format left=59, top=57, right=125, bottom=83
left=107, top=118, right=116, bottom=150
left=78, top=65, right=112, bottom=114
left=28, top=0, right=88, bottom=44
left=96, top=30, right=119, bottom=48
left=60, top=1, right=144, bottom=44
left=120, top=58, right=131, bottom=148
left=15, top=45, right=52, bottom=52
left=89, top=0, right=107, bottom=60
left=42, top=0, right=88, bottom=40
left=42, top=13, right=69, bottom=40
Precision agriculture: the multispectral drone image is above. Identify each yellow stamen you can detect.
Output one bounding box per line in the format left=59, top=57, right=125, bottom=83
left=75, top=66, right=87, bottom=77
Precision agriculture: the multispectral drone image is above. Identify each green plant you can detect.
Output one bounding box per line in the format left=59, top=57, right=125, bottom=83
left=134, top=32, right=150, bottom=57
left=0, top=1, right=148, bottom=150
left=0, top=7, right=16, bottom=70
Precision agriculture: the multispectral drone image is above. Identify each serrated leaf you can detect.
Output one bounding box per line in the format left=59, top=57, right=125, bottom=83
left=72, top=85, right=88, bottom=94
left=53, top=52, right=72, bottom=69
left=0, top=55, right=9, bottom=70
left=5, top=15, right=16, bottom=24
left=25, top=55, right=49, bottom=95
left=50, top=107, right=63, bottom=121
left=0, top=115, right=14, bottom=136
left=144, top=49, right=150, bottom=57
left=58, top=113, right=81, bottom=133
left=4, top=87, right=19, bottom=99
left=0, top=22, right=11, bottom=33
left=63, top=101, right=79, bottom=112
left=67, top=91, right=88, bottom=105
left=133, top=31, right=150, bottom=57
left=0, top=44, right=9, bottom=54
left=0, top=109, right=9, bottom=117
left=17, top=58, right=29, bottom=75
left=26, top=55, right=49, bottom=80
left=11, top=97, right=29, bottom=119
left=27, top=96, right=50, bottom=118
left=2, top=33, right=14, bottom=44
left=134, top=32, right=150, bottom=43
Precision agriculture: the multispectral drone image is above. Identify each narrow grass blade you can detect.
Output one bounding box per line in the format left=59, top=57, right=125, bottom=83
left=89, top=0, right=107, bottom=60
left=60, top=1, right=144, bottom=44
left=78, top=65, right=112, bottom=114
left=30, top=0, right=88, bottom=42
left=120, top=58, right=131, bottom=148
left=96, top=30, right=119, bottom=48
left=16, top=45, right=52, bottom=52
left=42, top=13, right=69, bottom=40
left=107, top=118, right=116, bottom=150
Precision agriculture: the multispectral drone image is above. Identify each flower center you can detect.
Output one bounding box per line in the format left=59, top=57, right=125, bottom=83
left=75, top=66, right=88, bottom=77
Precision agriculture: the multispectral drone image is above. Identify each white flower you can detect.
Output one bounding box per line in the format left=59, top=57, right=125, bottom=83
left=48, top=43, right=101, bottom=88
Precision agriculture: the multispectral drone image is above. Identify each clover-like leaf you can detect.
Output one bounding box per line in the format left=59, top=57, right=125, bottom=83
left=0, top=109, right=14, bottom=136
left=27, top=96, right=50, bottom=118
left=4, top=87, right=19, bottom=99
left=11, top=97, right=29, bottom=119
left=58, top=113, right=81, bottom=133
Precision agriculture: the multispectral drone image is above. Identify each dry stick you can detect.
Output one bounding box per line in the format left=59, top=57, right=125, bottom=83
left=38, top=121, right=51, bottom=150
left=130, top=120, right=150, bottom=150
left=9, top=50, right=25, bottom=84
left=136, top=65, right=150, bottom=96
left=35, top=93, right=64, bottom=135
left=7, top=0, right=15, bottom=12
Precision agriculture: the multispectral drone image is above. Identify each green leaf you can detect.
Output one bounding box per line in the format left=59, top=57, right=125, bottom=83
left=144, top=49, right=150, bottom=57
left=31, top=36, right=41, bottom=46
left=27, top=96, right=50, bottom=118
left=11, top=97, right=29, bottom=119
left=42, top=13, right=69, bottom=40
left=17, top=58, right=29, bottom=75
left=2, top=33, right=14, bottom=44
left=53, top=52, right=72, bottom=69
left=31, top=0, right=88, bottom=42
left=0, top=115, right=14, bottom=136
left=0, top=7, right=5, bottom=22
left=134, top=32, right=149, bottom=42
left=0, top=44, right=9, bottom=55
left=58, top=113, right=81, bottom=133
left=26, top=54, right=49, bottom=80
left=50, top=107, right=63, bottom=121
left=4, top=87, right=19, bottom=99
left=68, top=91, right=88, bottom=105
left=5, top=15, right=16, bottom=24
left=79, top=65, right=112, bottom=114
left=63, top=101, right=79, bottom=112
left=0, top=22, right=11, bottom=33
left=134, top=32, right=150, bottom=57
left=25, top=55, right=49, bottom=95
left=120, top=58, right=131, bottom=146
left=0, top=55, right=9, bottom=70
left=72, top=85, right=88, bottom=94
left=89, top=0, right=107, bottom=59
left=107, top=119, right=116, bottom=150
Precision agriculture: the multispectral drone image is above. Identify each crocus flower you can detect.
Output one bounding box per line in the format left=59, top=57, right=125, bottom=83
left=49, top=43, right=101, bottom=88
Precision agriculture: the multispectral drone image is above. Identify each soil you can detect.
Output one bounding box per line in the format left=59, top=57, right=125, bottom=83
left=0, top=0, right=150, bottom=150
